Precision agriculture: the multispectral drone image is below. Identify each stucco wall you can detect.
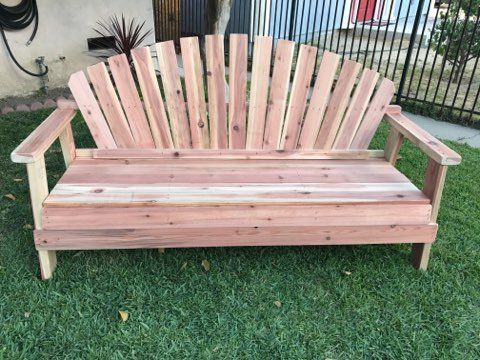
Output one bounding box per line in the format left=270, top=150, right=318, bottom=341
left=0, top=0, right=155, bottom=98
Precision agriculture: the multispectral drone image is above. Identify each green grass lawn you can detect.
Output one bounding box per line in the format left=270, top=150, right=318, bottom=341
left=0, top=109, right=479, bottom=359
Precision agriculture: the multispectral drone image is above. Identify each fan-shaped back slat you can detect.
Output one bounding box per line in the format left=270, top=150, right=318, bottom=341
left=297, top=51, right=340, bottom=149
left=350, top=78, right=395, bottom=149
left=228, top=34, right=248, bottom=149
left=246, top=36, right=273, bottom=149
left=334, top=69, right=379, bottom=149
left=68, top=71, right=116, bottom=149
left=131, top=46, right=173, bottom=149
left=315, top=59, right=362, bottom=149
left=87, top=62, right=135, bottom=148
left=205, top=35, right=228, bottom=149
left=181, top=37, right=210, bottom=149
left=280, top=44, right=318, bottom=150
left=108, top=54, right=155, bottom=148
left=156, top=40, right=192, bottom=148
left=263, top=39, right=295, bottom=150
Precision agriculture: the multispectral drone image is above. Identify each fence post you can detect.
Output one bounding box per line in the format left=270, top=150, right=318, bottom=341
left=396, top=0, right=426, bottom=104
left=288, top=0, right=297, bottom=40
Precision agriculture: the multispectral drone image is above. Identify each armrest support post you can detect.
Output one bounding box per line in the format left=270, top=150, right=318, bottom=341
left=384, top=127, right=404, bottom=165
left=26, top=156, right=56, bottom=279
left=59, top=123, right=76, bottom=167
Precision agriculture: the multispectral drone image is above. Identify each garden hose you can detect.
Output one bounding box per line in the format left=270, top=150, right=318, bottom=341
left=0, top=0, right=48, bottom=77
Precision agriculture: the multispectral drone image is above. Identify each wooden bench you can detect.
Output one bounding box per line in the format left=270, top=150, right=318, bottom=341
left=11, top=35, right=461, bottom=279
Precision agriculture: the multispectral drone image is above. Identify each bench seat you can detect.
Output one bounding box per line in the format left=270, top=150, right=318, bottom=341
left=34, top=157, right=437, bottom=250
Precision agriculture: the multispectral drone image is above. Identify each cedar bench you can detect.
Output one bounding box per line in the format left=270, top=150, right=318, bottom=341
left=11, top=35, right=461, bottom=279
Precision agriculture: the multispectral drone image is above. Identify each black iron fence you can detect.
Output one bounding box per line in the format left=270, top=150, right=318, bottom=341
left=153, top=0, right=480, bottom=126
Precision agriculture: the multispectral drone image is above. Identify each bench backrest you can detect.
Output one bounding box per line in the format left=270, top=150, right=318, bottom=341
left=68, top=34, right=394, bottom=151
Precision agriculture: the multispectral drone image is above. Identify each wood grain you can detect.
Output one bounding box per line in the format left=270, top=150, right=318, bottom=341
left=87, top=62, right=135, bottom=148
left=263, top=39, right=295, bottom=149
left=315, top=59, right=361, bottom=149
left=108, top=54, right=155, bottom=148
left=131, top=46, right=174, bottom=148
left=68, top=71, right=116, bottom=149
left=280, top=44, right=318, bottom=150
left=181, top=37, right=210, bottom=148
left=228, top=34, right=248, bottom=149
left=298, top=51, right=340, bottom=149
left=156, top=40, right=192, bottom=148
left=247, top=36, right=273, bottom=149
left=205, top=34, right=228, bottom=149
left=35, top=224, right=438, bottom=250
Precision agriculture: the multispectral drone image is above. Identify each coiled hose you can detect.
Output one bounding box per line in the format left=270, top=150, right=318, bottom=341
left=0, top=0, right=48, bottom=77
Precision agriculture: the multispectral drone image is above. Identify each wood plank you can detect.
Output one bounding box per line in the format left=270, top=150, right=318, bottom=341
left=42, top=204, right=432, bottom=230
left=298, top=51, right=340, bottom=149
left=46, top=182, right=429, bottom=206
left=384, top=110, right=461, bottom=165
left=280, top=44, right=318, bottom=150
left=180, top=37, right=210, bottom=149
left=334, top=68, right=379, bottom=149
left=156, top=40, right=192, bottom=148
left=26, top=156, right=56, bottom=279
left=68, top=71, right=116, bottom=149
left=58, top=159, right=409, bottom=185
left=315, top=59, right=361, bottom=149
left=228, top=34, right=248, bottom=149
left=247, top=35, right=273, bottom=149
left=131, top=46, right=173, bottom=148
left=108, top=54, right=155, bottom=148
left=87, top=62, right=136, bottom=148
left=205, top=34, right=228, bottom=149
left=35, top=224, right=438, bottom=250
left=11, top=108, right=76, bottom=163
left=263, top=39, right=295, bottom=149
left=351, top=78, right=396, bottom=149
left=384, top=127, right=404, bottom=165
left=93, top=148, right=375, bottom=160
left=59, top=123, right=76, bottom=167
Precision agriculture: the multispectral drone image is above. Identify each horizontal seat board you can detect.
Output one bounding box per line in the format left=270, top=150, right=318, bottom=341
left=57, top=158, right=412, bottom=185
left=35, top=224, right=438, bottom=250
left=45, top=183, right=429, bottom=206
left=42, top=204, right=432, bottom=230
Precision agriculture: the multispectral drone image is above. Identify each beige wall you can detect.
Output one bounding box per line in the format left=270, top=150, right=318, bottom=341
left=0, top=0, right=155, bottom=98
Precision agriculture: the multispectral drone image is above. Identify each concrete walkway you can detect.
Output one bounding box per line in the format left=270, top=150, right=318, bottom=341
left=405, top=111, right=480, bottom=148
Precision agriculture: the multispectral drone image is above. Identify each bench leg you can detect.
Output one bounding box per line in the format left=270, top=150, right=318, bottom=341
left=38, top=250, right=57, bottom=280
left=411, top=159, right=447, bottom=271
left=411, top=243, right=431, bottom=270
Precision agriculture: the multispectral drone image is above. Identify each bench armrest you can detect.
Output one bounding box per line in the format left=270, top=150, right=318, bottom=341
left=11, top=108, right=76, bottom=164
left=384, top=106, right=461, bottom=166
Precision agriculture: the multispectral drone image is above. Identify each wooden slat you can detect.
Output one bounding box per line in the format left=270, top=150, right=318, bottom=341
left=247, top=36, right=273, bottom=149
left=315, top=59, right=362, bottom=149
left=42, top=204, right=431, bottom=230
left=180, top=37, right=210, bottom=149
left=280, top=45, right=318, bottom=150
left=46, top=182, right=429, bottom=206
left=384, top=109, right=461, bottom=165
left=108, top=54, right=155, bottom=148
left=11, top=109, right=76, bottom=163
left=68, top=71, right=116, bottom=149
left=93, top=148, right=376, bottom=160
left=263, top=39, right=295, bottom=149
left=131, top=46, right=174, bottom=148
left=297, top=51, right=340, bottom=149
left=87, top=62, right=135, bottom=148
left=57, top=158, right=408, bottom=185
left=205, top=34, right=228, bottom=149
left=156, top=40, right=192, bottom=148
left=35, top=224, right=438, bottom=250
left=334, top=68, right=379, bottom=149
left=228, top=34, right=248, bottom=149
left=351, top=78, right=395, bottom=149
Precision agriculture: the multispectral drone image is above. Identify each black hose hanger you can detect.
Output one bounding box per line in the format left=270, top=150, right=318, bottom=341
left=0, top=0, right=48, bottom=77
